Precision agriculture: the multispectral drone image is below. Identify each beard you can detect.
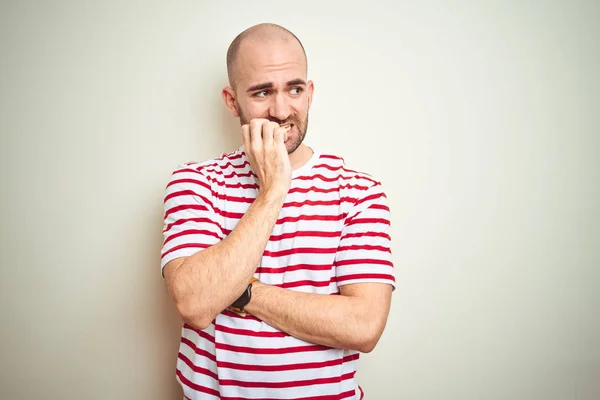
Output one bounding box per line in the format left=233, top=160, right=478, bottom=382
left=237, top=104, right=309, bottom=155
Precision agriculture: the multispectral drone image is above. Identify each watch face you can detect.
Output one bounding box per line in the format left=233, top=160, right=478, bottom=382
left=232, top=283, right=252, bottom=310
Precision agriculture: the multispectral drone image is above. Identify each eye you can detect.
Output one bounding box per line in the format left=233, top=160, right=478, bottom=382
left=253, top=90, right=270, bottom=98
left=290, top=87, right=304, bottom=95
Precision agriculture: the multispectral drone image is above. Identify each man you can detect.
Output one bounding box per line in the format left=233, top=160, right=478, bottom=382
left=161, top=23, right=395, bottom=399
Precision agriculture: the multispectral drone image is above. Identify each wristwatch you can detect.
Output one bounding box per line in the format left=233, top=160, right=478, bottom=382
left=230, top=278, right=258, bottom=314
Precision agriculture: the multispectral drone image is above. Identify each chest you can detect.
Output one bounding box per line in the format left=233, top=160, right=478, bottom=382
left=219, top=184, right=348, bottom=293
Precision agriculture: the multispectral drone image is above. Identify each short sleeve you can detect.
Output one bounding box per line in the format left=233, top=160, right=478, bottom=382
left=160, top=165, right=225, bottom=276
left=335, top=183, right=396, bottom=288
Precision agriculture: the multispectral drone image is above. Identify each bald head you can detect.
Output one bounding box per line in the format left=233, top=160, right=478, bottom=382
left=226, top=23, right=307, bottom=88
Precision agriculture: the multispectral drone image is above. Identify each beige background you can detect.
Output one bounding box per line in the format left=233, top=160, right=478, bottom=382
left=1, top=1, right=598, bottom=399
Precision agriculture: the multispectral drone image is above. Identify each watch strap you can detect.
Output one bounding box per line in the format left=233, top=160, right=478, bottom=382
left=229, top=277, right=258, bottom=316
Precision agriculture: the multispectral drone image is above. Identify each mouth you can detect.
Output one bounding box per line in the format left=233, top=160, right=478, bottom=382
left=280, top=123, right=295, bottom=141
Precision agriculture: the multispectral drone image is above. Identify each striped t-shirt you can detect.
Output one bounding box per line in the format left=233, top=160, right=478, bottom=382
left=161, top=147, right=395, bottom=400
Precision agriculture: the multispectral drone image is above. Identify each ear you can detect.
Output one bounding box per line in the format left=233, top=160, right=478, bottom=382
left=306, top=80, right=315, bottom=109
left=222, top=86, right=239, bottom=118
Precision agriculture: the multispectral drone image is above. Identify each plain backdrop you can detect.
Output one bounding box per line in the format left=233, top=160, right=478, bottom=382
left=1, top=1, right=598, bottom=399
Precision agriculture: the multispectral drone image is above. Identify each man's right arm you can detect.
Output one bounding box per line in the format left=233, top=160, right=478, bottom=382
left=163, top=191, right=284, bottom=329
left=163, top=119, right=291, bottom=330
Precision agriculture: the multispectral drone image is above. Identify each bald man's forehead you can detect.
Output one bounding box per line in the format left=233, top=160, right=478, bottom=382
left=232, top=39, right=307, bottom=88
left=239, top=38, right=305, bottom=64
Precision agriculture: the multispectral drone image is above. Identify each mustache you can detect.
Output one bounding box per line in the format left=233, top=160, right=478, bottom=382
left=266, top=116, right=300, bottom=126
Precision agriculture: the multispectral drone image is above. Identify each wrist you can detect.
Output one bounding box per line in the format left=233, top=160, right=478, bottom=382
left=257, top=188, right=287, bottom=205
left=244, top=281, right=265, bottom=315
left=230, top=277, right=259, bottom=312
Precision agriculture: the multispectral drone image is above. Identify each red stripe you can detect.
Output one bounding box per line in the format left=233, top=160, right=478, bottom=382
left=263, top=247, right=337, bottom=257
left=225, top=152, right=244, bottom=161
left=268, top=230, right=342, bottom=241
left=204, top=168, right=256, bottom=179
left=178, top=352, right=218, bottom=380
left=167, top=178, right=211, bottom=192
left=277, top=278, right=335, bottom=289
left=312, top=164, right=376, bottom=183
left=184, top=152, right=245, bottom=170
left=219, top=210, right=244, bottom=219
left=295, top=173, right=377, bottom=185
left=256, top=263, right=332, bottom=274
left=207, top=160, right=250, bottom=171
left=215, top=324, right=287, bottom=338
left=177, top=369, right=220, bottom=398
left=288, top=184, right=370, bottom=194
left=216, top=353, right=359, bottom=372
left=218, top=228, right=342, bottom=239
left=213, top=214, right=345, bottom=231
left=312, top=163, right=355, bottom=172
left=337, top=244, right=391, bottom=253
left=164, top=204, right=208, bottom=219
left=172, top=167, right=204, bottom=176
left=219, top=371, right=355, bottom=389
left=197, top=160, right=218, bottom=168
left=370, top=203, right=390, bottom=212
left=359, top=385, right=364, bottom=399
left=221, top=309, right=262, bottom=321
left=335, top=258, right=394, bottom=267
left=337, top=273, right=395, bottom=282
left=205, top=174, right=259, bottom=190
left=163, top=229, right=221, bottom=245
left=198, top=191, right=254, bottom=204
left=180, top=337, right=216, bottom=362
left=205, top=196, right=348, bottom=220
left=161, top=243, right=209, bottom=259
left=183, top=153, right=249, bottom=167
left=340, top=231, right=391, bottom=241
left=165, top=188, right=211, bottom=204
left=276, top=214, right=345, bottom=224
left=218, top=389, right=357, bottom=400
left=198, top=160, right=249, bottom=172
left=215, top=342, right=330, bottom=355
left=184, top=323, right=216, bottom=343
left=320, top=154, right=342, bottom=160
left=345, top=217, right=390, bottom=227
left=354, top=191, right=385, bottom=207
left=163, top=217, right=224, bottom=235
left=284, top=198, right=347, bottom=207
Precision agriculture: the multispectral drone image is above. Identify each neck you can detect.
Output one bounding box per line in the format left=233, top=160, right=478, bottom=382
left=288, top=143, right=313, bottom=170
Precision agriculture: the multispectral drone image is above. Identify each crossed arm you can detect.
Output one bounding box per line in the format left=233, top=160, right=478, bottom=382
left=246, top=281, right=392, bottom=353
left=163, top=191, right=393, bottom=353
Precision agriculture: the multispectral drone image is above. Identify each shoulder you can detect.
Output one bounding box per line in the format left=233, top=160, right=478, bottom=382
left=317, top=151, right=382, bottom=189
left=169, top=147, right=247, bottom=182
left=316, top=151, right=390, bottom=218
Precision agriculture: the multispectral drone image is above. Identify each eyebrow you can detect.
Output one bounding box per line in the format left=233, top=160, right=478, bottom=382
left=246, top=79, right=306, bottom=93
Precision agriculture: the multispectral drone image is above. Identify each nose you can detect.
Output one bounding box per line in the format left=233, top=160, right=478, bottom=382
left=269, top=92, right=290, bottom=121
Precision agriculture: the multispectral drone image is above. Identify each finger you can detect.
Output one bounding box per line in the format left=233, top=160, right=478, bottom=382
left=273, top=125, right=288, bottom=145
left=249, top=118, right=268, bottom=136
left=241, top=124, right=250, bottom=149
left=262, top=121, right=279, bottom=147
left=249, top=119, right=264, bottom=150
left=283, top=124, right=290, bottom=142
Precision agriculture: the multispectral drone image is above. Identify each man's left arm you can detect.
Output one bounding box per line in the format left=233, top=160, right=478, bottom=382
left=245, top=281, right=392, bottom=353
left=244, top=183, right=396, bottom=353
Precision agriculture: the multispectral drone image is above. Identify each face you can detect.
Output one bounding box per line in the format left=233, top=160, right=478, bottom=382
left=223, top=38, right=314, bottom=154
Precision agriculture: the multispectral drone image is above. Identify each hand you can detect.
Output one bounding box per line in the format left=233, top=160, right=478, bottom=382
left=242, top=118, right=292, bottom=200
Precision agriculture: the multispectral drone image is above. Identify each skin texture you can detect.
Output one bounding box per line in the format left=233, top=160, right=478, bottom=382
left=163, top=23, right=393, bottom=352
